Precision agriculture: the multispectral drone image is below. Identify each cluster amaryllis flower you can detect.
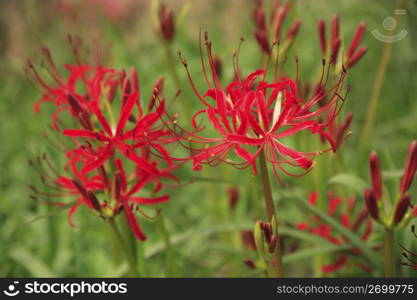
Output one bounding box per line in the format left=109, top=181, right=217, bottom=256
left=178, top=33, right=348, bottom=180
left=297, top=191, right=374, bottom=273
left=29, top=48, right=178, bottom=240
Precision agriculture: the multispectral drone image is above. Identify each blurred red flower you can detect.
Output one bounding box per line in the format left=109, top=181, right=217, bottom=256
left=297, top=191, right=373, bottom=273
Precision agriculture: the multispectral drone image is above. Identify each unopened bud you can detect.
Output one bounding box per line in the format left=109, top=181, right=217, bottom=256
left=393, top=194, right=411, bottom=225
left=243, top=258, right=256, bottom=269
left=160, top=4, right=175, bottom=42
left=317, top=19, right=327, bottom=55
left=364, top=189, right=379, bottom=221
left=369, top=151, right=383, bottom=200
left=268, top=234, right=277, bottom=253
left=346, top=22, right=366, bottom=59
left=227, top=186, right=239, bottom=209
left=399, top=141, right=417, bottom=195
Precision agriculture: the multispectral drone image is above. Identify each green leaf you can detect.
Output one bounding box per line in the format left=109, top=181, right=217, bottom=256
left=295, top=197, right=383, bottom=273
left=283, top=244, right=352, bottom=264
left=9, top=248, right=57, bottom=277
left=328, top=173, right=367, bottom=195
left=145, top=222, right=335, bottom=259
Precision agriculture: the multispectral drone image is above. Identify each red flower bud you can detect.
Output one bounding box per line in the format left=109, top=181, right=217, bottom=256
left=393, top=194, right=411, bottom=224
left=260, top=221, right=273, bottom=243
left=254, top=30, right=270, bottom=54
left=273, top=1, right=290, bottom=42
left=330, top=38, right=341, bottom=62
left=241, top=230, right=257, bottom=251
left=346, top=46, right=367, bottom=69
left=330, top=15, right=340, bottom=47
left=285, top=19, right=301, bottom=43
left=346, top=22, right=366, bottom=59
left=227, top=186, right=239, bottom=209
left=269, top=234, right=277, bottom=253
left=399, top=141, right=417, bottom=195
left=213, top=56, right=222, bottom=78
left=369, top=151, right=383, bottom=200
left=317, top=19, right=327, bottom=55
left=243, top=258, right=256, bottom=269
left=364, top=189, right=379, bottom=220
left=160, top=4, right=175, bottom=42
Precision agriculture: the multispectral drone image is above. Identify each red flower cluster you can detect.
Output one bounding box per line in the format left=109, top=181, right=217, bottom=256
left=29, top=50, right=178, bottom=240
left=179, top=34, right=347, bottom=180
left=297, top=192, right=373, bottom=273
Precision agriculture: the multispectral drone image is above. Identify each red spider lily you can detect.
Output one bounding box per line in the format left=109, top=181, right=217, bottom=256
left=31, top=53, right=175, bottom=175
left=30, top=153, right=176, bottom=240
left=30, top=49, right=180, bottom=240
left=297, top=191, right=373, bottom=274
left=179, top=34, right=347, bottom=180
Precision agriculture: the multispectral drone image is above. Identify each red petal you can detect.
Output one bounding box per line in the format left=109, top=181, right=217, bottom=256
left=128, top=195, right=169, bottom=205
left=124, top=203, right=146, bottom=241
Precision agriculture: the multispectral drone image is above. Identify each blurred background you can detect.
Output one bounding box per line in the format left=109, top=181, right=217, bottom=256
left=0, top=0, right=416, bottom=277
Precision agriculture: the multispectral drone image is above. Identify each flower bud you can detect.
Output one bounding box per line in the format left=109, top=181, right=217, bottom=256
left=213, top=56, right=222, bottom=78
left=241, top=230, right=256, bottom=251
left=393, top=194, right=411, bottom=225
left=345, top=46, right=367, bottom=69
left=227, top=186, right=239, bottom=209
left=364, top=189, right=379, bottom=220
left=243, top=258, right=256, bottom=269
left=317, top=19, right=327, bottom=55
left=330, top=15, right=340, bottom=47
left=273, top=1, right=290, bottom=42
left=285, top=19, right=301, bottom=44
left=369, top=151, right=383, bottom=200
left=399, top=141, right=417, bottom=195
left=160, top=4, right=175, bottom=42
left=346, top=22, right=366, bottom=59
left=254, top=30, right=270, bottom=54
left=268, top=234, right=277, bottom=253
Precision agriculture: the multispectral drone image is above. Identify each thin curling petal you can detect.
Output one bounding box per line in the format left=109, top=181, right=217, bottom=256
left=364, top=189, right=379, bottom=221
left=399, top=141, right=417, bottom=195
left=124, top=203, right=146, bottom=241
left=369, top=151, right=383, bottom=200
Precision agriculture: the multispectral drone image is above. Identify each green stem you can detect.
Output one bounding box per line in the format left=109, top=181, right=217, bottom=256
left=359, top=0, right=408, bottom=151
left=163, top=42, right=191, bottom=119
left=384, top=227, right=395, bottom=277
left=109, top=220, right=139, bottom=277
left=157, top=214, right=177, bottom=276
left=164, top=43, right=181, bottom=91
left=258, top=151, right=284, bottom=277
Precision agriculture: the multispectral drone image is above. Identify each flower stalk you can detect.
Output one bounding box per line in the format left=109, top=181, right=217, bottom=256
left=259, top=150, right=284, bottom=277
left=384, top=227, right=395, bottom=277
